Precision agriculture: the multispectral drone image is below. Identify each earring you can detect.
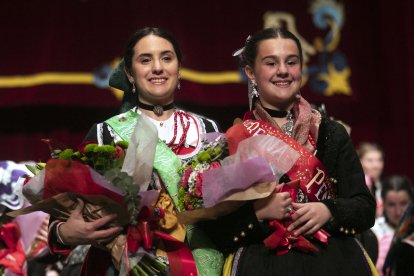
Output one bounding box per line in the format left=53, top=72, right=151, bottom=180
left=248, top=79, right=259, bottom=111
left=251, top=80, right=259, bottom=97
left=295, top=90, right=301, bottom=100
left=177, top=80, right=181, bottom=90
left=131, top=83, right=136, bottom=94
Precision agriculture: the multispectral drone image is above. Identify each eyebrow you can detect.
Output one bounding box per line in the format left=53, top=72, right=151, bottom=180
left=261, top=54, right=299, bottom=61
left=137, top=50, right=175, bottom=58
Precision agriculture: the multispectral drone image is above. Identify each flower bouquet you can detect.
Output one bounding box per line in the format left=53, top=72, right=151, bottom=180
left=7, top=117, right=170, bottom=275
left=177, top=120, right=335, bottom=254
left=177, top=134, right=227, bottom=212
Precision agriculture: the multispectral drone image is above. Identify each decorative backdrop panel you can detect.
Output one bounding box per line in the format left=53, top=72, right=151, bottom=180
left=1, top=0, right=413, bottom=180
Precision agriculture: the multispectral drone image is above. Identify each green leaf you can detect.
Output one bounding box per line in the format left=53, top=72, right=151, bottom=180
left=84, top=144, right=98, bottom=154
left=116, top=140, right=129, bottom=149
left=58, top=149, right=74, bottom=160
left=103, top=168, right=141, bottom=225
left=26, top=164, right=39, bottom=175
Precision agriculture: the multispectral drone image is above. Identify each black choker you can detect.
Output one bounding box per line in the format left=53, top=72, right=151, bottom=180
left=263, top=107, right=289, bottom=118
left=137, top=100, right=175, bottom=116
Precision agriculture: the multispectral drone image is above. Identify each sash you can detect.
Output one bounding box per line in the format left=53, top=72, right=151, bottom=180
left=227, top=119, right=336, bottom=202
left=226, top=119, right=335, bottom=254
left=106, top=110, right=223, bottom=276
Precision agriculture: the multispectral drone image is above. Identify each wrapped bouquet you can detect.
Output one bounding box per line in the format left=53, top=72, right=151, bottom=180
left=177, top=120, right=335, bottom=254
left=8, top=117, right=170, bottom=275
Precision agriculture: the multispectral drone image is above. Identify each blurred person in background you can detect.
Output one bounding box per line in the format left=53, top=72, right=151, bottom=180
left=371, top=175, right=413, bottom=275
left=357, top=142, right=385, bottom=217
left=383, top=201, right=414, bottom=276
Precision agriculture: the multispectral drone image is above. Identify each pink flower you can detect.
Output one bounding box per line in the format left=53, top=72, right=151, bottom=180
left=209, top=162, right=221, bottom=169
left=195, top=172, right=203, bottom=197
left=180, top=167, right=193, bottom=189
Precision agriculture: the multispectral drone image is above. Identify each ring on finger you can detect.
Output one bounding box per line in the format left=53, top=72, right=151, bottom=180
left=286, top=206, right=292, bottom=213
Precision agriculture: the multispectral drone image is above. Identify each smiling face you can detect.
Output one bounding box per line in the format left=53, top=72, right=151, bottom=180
left=126, top=34, right=180, bottom=105
left=245, top=38, right=302, bottom=110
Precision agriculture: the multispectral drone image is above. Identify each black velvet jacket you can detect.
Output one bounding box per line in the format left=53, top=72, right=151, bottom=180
left=200, top=116, right=376, bottom=253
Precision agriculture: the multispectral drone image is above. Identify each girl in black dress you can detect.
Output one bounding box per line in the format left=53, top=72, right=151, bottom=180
left=201, top=28, right=377, bottom=276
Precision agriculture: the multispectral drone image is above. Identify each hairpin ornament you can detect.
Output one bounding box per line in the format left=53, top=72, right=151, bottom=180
left=232, top=35, right=252, bottom=57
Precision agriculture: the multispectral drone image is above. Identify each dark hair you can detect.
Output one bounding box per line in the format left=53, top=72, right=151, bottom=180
left=238, top=28, right=303, bottom=69
left=124, top=27, right=182, bottom=73
left=381, top=175, right=414, bottom=201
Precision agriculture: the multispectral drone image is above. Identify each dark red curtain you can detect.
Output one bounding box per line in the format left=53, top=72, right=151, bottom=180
left=0, top=0, right=413, bottom=181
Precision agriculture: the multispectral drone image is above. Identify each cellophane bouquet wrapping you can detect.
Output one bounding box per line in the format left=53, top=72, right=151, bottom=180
left=8, top=116, right=169, bottom=275
left=177, top=132, right=300, bottom=221
left=177, top=121, right=331, bottom=254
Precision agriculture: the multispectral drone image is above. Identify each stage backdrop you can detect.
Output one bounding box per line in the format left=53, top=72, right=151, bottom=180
left=1, top=0, right=413, bottom=181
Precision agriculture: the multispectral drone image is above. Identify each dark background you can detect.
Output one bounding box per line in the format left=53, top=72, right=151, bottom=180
left=1, top=0, right=413, bottom=181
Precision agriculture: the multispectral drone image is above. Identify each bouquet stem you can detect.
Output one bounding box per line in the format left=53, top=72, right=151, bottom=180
left=130, top=254, right=168, bottom=276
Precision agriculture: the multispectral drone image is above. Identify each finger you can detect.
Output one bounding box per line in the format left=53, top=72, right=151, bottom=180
left=89, top=214, right=118, bottom=229
left=38, top=228, right=48, bottom=238
left=291, top=207, right=305, bottom=221
left=77, top=198, right=85, bottom=208
left=293, top=220, right=314, bottom=236
left=274, top=183, right=284, bottom=192
left=292, top=202, right=303, bottom=210
left=42, top=217, right=50, bottom=226
left=288, top=211, right=311, bottom=231
left=286, top=222, right=296, bottom=232
left=71, top=199, right=85, bottom=218
left=303, top=224, right=320, bottom=236
left=37, top=230, right=49, bottom=243
left=281, top=192, right=291, bottom=199
left=287, top=215, right=305, bottom=231
left=37, top=235, right=48, bottom=243
left=40, top=222, right=49, bottom=231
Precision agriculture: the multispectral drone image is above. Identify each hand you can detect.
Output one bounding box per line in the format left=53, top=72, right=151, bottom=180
left=58, top=199, right=123, bottom=246
left=287, top=202, right=332, bottom=236
left=36, top=216, right=50, bottom=243
left=254, top=185, right=292, bottom=220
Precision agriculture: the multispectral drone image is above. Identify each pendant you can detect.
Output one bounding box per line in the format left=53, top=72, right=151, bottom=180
left=153, top=105, right=164, bottom=116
